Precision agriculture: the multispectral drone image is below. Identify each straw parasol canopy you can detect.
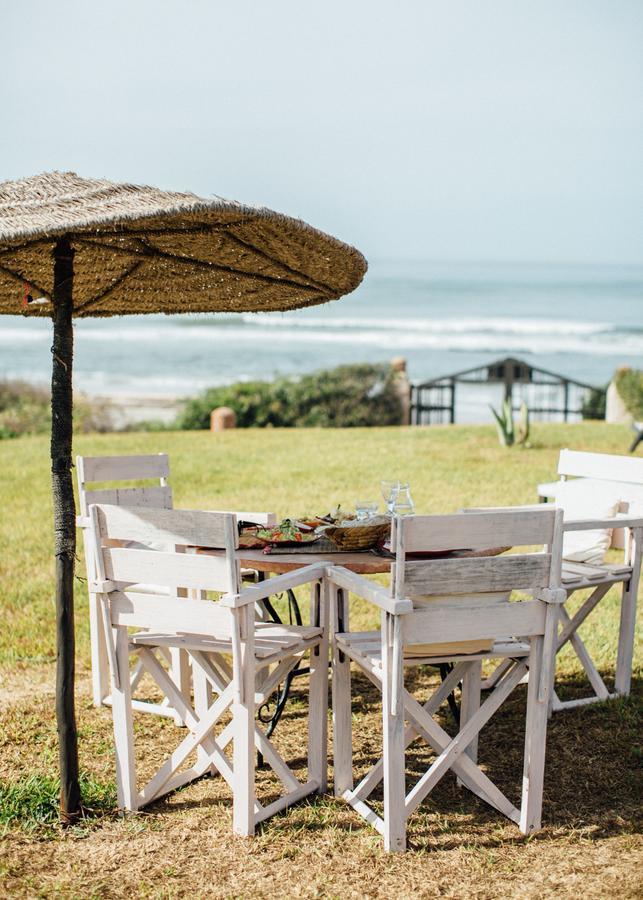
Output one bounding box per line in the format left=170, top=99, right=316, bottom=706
left=0, top=171, right=367, bottom=822
left=0, top=171, right=366, bottom=316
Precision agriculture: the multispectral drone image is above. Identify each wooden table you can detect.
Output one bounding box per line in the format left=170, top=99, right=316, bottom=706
left=234, top=548, right=392, bottom=576
left=206, top=546, right=459, bottom=731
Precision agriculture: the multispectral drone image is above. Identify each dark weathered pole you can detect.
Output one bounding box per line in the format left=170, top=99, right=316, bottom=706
left=51, top=235, right=81, bottom=823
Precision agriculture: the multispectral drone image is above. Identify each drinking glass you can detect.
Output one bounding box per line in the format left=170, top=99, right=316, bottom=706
left=392, top=483, right=415, bottom=516
left=381, top=480, right=400, bottom=515
left=355, top=500, right=378, bottom=521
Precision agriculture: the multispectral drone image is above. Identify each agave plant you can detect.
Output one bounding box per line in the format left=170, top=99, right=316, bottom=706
left=490, top=400, right=530, bottom=447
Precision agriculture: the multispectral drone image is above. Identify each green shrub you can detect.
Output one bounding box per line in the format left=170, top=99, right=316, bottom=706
left=176, top=363, right=404, bottom=429
left=581, top=386, right=607, bottom=420
left=0, top=380, right=51, bottom=438
left=0, top=380, right=112, bottom=439
left=615, top=368, right=643, bottom=420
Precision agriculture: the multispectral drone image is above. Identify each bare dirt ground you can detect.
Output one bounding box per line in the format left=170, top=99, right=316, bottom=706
left=1, top=664, right=641, bottom=899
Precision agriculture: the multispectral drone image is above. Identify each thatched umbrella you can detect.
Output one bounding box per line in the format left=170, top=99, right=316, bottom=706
left=0, top=171, right=367, bottom=822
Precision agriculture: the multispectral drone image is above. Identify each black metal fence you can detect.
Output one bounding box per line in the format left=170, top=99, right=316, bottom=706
left=410, top=357, right=597, bottom=426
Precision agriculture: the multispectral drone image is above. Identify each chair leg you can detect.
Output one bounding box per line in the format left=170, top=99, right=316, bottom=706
left=615, top=540, right=640, bottom=695
left=520, top=636, right=549, bottom=834
left=382, top=612, right=406, bottom=852
left=332, top=586, right=353, bottom=797
left=233, top=605, right=256, bottom=837
left=111, top=626, right=138, bottom=812
left=308, top=580, right=328, bottom=793
left=89, top=589, right=110, bottom=707
left=457, top=660, right=482, bottom=787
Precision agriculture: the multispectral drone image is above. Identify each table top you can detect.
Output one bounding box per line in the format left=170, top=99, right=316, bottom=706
left=234, top=548, right=392, bottom=575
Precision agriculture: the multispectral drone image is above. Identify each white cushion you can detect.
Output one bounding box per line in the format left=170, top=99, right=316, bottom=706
left=556, top=480, right=620, bottom=566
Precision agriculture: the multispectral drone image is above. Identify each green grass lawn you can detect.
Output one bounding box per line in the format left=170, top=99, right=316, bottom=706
left=0, top=422, right=641, bottom=899
left=0, top=421, right=638, bottom=670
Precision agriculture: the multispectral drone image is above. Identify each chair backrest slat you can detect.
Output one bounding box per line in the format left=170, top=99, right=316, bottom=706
left=402, top=510, right=557, bottom=554
left=103, top=547, right=234, bottom=593
left=82, top=485, right=173, bottom=514
left=79, top=453, right=169, bottom=484
left=400, top=598, right=545, bottom=645
left=392, top=508, right=562, bottom=643
left=109, top=590, right=232, bottom=634
left=77, top=454, right=172, bottom=516
left=95, top=503, right=237, bottom=550
left=403, top=553, right=551, bottom=597
left=558, top=449, right=643, bottom=485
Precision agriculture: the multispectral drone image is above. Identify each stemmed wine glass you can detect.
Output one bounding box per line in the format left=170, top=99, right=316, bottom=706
left=381, top=480, right=400, bottom=515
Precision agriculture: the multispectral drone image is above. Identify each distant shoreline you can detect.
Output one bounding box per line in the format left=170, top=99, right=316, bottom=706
left=88, top=394, right=186, bottom=429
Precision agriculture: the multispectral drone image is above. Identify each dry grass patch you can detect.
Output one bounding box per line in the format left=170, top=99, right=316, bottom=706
left=0, top=668, right=640, bottom=898
left=0, top=424, right=641, bottom=896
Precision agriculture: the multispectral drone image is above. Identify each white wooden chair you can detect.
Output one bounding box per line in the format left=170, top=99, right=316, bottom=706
left=88, top=503, right=328, bottom=834
left=77, top=454, right=175, bottom=711
left=77, top=454, right=277, bottom=717
left=487, top=450, right=643, bottom=710
left=328, top=508, right=564, bottom=851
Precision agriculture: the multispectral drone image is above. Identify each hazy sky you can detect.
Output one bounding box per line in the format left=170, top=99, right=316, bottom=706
left=2, top=1, right=642, bottom=265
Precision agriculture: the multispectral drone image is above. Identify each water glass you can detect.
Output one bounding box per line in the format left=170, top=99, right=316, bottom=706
left=355, top=500, right=378, bottom=521
left=380, top=480, right=400, bottom=515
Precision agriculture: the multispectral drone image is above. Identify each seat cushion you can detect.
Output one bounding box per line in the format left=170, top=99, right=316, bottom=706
left=556, top=480, right=620, bottom=566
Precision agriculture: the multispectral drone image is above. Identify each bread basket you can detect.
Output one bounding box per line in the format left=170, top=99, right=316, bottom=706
left=324, top=516, right=391, bottom=551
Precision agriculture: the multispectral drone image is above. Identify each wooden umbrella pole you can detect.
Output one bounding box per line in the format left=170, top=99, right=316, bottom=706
left=51, top=235, right=81, bottom=823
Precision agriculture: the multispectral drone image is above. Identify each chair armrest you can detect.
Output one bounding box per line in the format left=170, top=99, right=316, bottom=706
left=76, top=515, right=91, bottom=528
left=563, top=514, right=643, bottom=532
left=325, top=565, right=413, bottom=615
left=220, top=562, right=326, bottom=608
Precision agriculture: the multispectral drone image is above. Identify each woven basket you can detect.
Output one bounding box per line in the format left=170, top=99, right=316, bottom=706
left=324, top=518, right=391, bottom=551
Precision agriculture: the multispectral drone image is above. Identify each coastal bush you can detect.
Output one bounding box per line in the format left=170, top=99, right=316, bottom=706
left=0, top=379, right=112, bottom=439
left=0, top=380, right=51, bottom=439
left=581, top=385, right=607, bottom=420
left=176, top=363, right=404, bottom=429
left=614, top=368, right=643, bottom=420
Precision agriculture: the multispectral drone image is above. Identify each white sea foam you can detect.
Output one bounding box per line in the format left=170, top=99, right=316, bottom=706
left=0, top=316, right=637, bottom=357
left=239, top=313, right=614, bottom=336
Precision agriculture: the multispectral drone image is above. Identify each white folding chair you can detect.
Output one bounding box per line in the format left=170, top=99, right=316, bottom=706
left=77, top=453, right=277, bottom=718
left=537, top=450, right=642, bottom=710
left=88, top=503, right=328, bottom=835
left=328, top=508, right=564, bottom=851
left=77, top=454, right=175, bottom=711
left=483, top=450, right=642, bottom=709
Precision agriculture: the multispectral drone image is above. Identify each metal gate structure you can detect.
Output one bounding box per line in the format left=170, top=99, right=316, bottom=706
left=410, top=356, right=597, bottom=426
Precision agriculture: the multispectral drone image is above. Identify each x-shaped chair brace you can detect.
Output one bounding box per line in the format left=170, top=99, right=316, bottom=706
left=340, top=652, right=530, bottom=836
left=128, top=640, right=317, bottom=821
left=551, top=582, right=617, bottom=710
left=481, top=578, right=631, bottom=710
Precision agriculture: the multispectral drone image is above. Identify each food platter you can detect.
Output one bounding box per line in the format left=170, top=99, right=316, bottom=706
left=255, top=519, right=321, bottom=547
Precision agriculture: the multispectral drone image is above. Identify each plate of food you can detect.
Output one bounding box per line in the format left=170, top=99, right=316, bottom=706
left=255, top=519, right=321, bottom=547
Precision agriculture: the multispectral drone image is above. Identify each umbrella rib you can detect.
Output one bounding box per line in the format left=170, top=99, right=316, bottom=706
left=142, top=241, right=324, bottom=294
left=71, top=235, right=323, bottom=295
left=0, top=260, right=51, bottom=304
left=0, top=236, right=54, bottom=257
left=223, top=230, right=337, bottom=294
left=74, top=260, right=145, bottom=314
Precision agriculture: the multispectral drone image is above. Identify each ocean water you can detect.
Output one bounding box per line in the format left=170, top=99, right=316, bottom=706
left=1, top=260, right=642, bottom=417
